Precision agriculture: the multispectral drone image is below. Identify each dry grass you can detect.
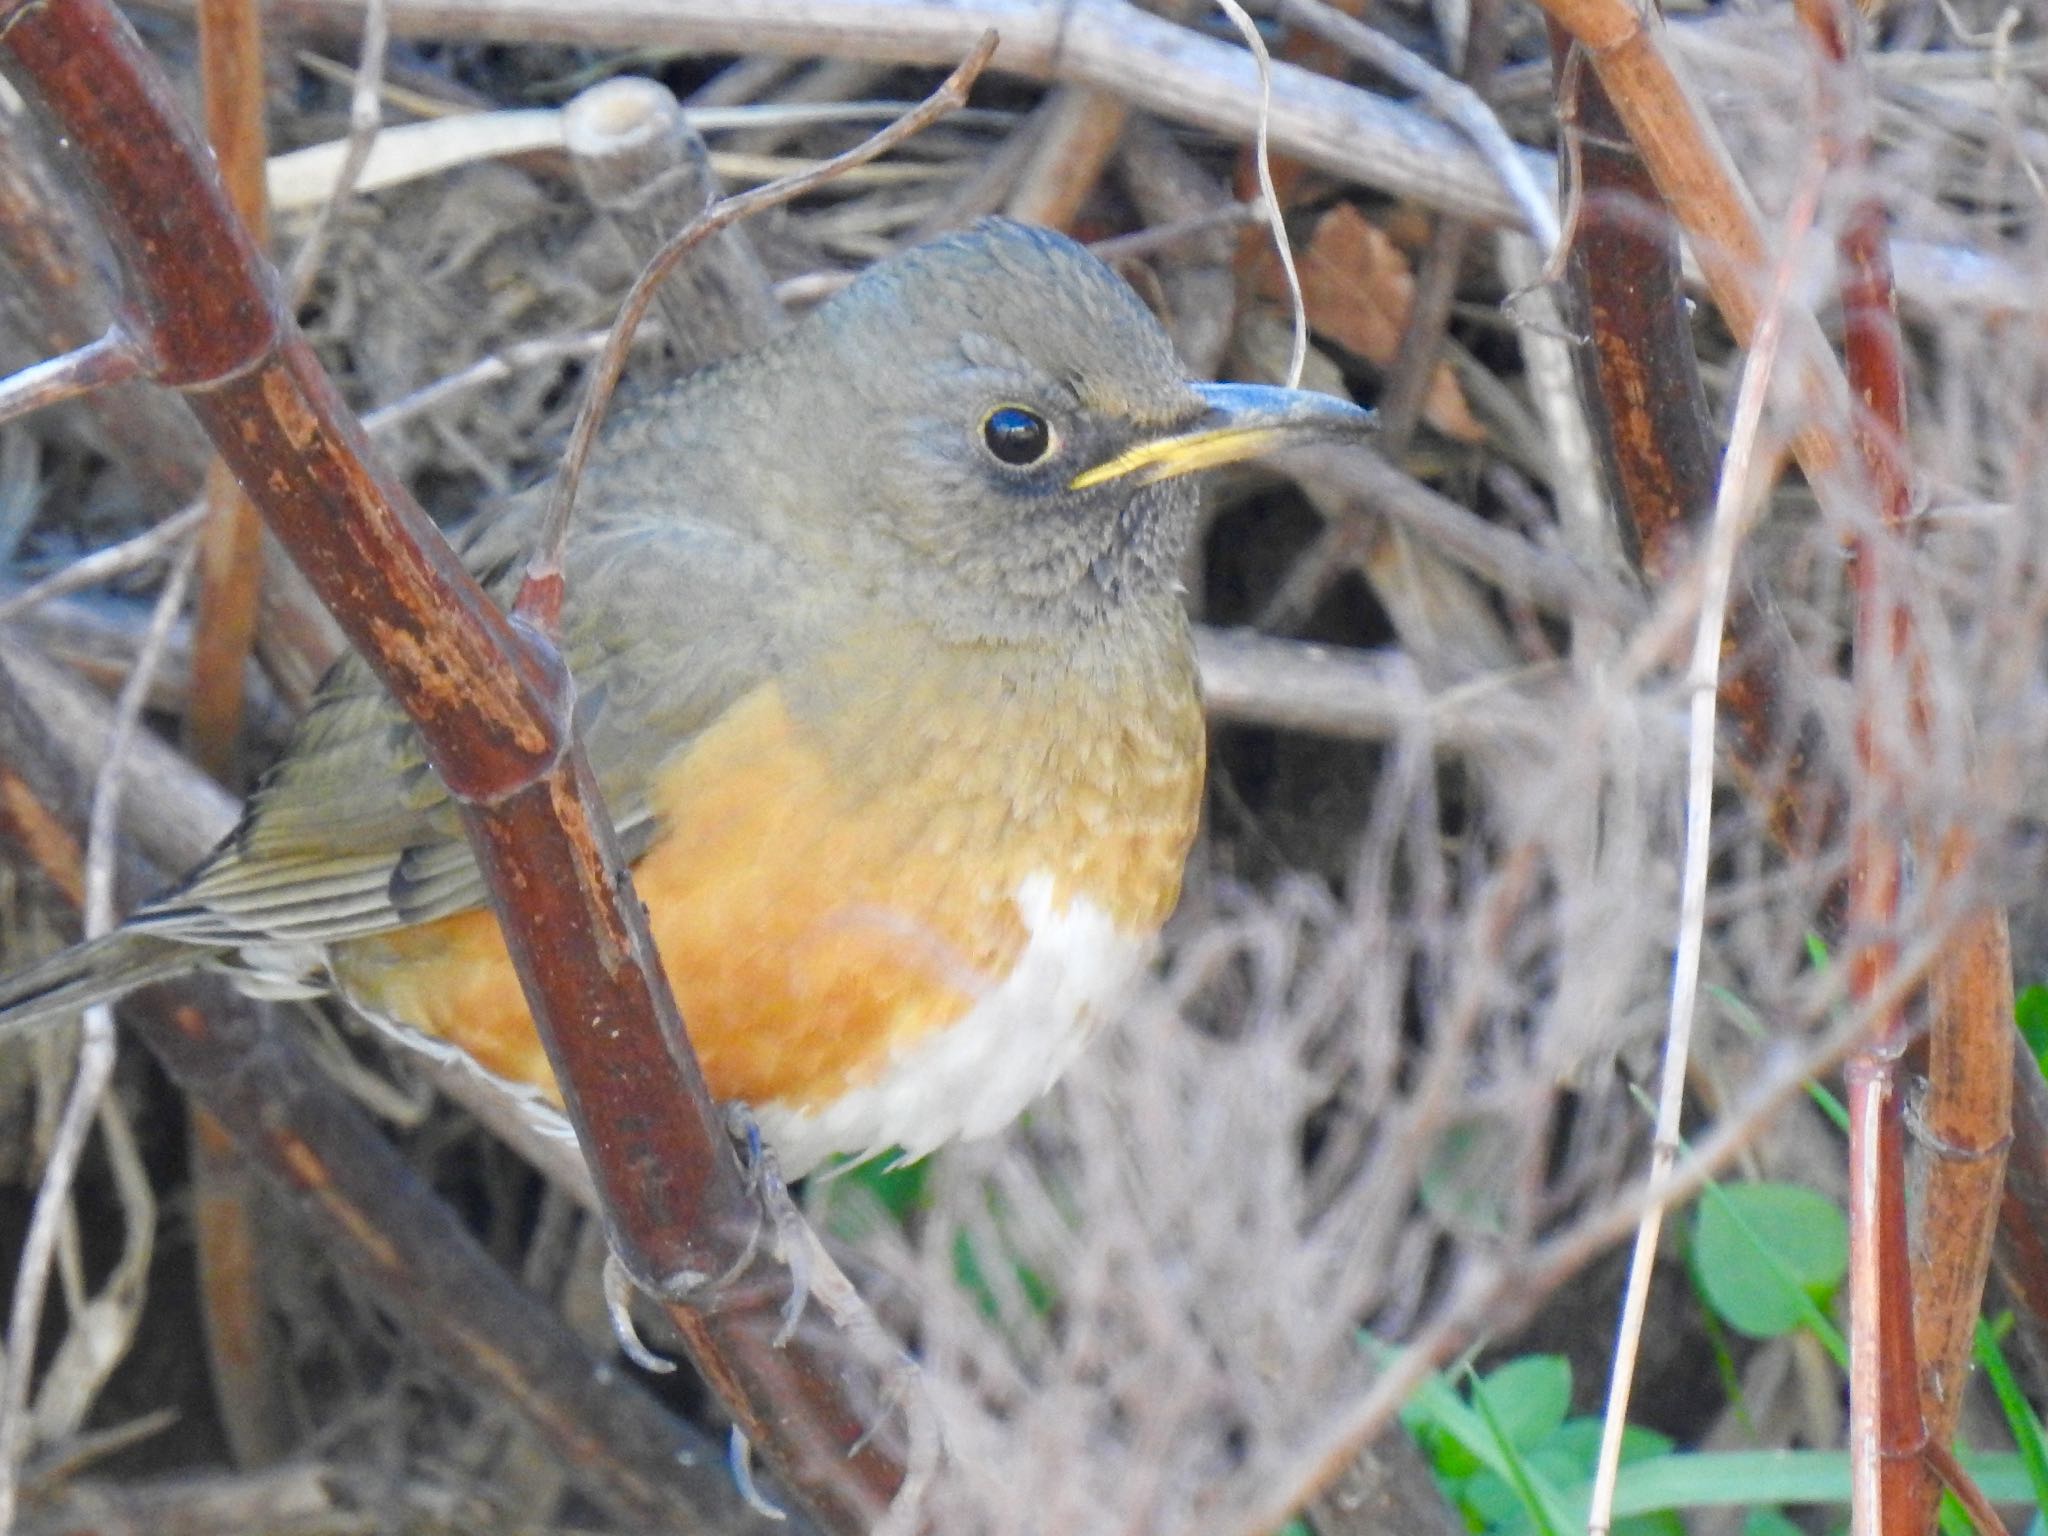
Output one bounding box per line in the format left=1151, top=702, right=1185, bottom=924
left=3, top=1, right=2048, bottom=1530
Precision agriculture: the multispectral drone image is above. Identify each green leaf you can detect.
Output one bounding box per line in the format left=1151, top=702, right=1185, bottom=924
left=1605, top=1448, right=2034, bottom=1514
left=1414, top=1421, right=1484, bottom=1482
left=1397, top=1359, right=1578, bottom=1536
left=838, top=1153, right=930, bottom=1216
left=1460, top=1467, right=1526, bottom=1529
left=1474, top=1356, right=1573, bottom=1451
left=810, top=1152, right=931, bottom=1242
left=950, top=1228, right=1056, bottom=1320
left=2017, top=985, right=2048, bottom=1067
left=1466, top=1364, right=1569, bottom=1536
left=1545, top=1417, right=1672, bottom=1467
left=1691, top=1183, right=1848, bottom=1339
left=1977, top=1317, right=2048, bottom=1515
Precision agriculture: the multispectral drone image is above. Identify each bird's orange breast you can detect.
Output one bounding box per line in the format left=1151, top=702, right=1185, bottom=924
left=332, top=649, right=1203, bottom=1127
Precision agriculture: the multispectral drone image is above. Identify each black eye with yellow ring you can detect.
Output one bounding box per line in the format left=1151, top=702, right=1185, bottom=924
left=982, top=406, right=1053, bottom=466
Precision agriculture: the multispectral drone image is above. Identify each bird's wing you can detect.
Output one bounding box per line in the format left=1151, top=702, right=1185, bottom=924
left=134, top=497, right=786, bottom=950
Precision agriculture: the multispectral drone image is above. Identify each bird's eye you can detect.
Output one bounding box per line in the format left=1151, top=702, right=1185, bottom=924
left=981, top=406, right=1053, bottom=467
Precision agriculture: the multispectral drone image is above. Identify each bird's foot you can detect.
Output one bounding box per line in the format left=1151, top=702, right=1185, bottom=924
left=725, top=1103, right=812, bottom=1346
left=602, top=1251, right=677, bottom=1373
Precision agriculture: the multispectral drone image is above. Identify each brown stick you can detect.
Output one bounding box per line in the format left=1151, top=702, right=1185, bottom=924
left=0, top=2, right=916, bottom=1525
left=1003, top=86, right=1130, bottom=231
left=1914, top=883, right=2013, bottom=1478
left=1799, top=0, right=2010, bottom=1523
left=187, top=1108, right=296, bottom=1466
left=1546, top=33, right=1831, bottom=851
left=184, top=0, right=271, bottom=781
left=1536, top=0, right=1855, bottom=519
left=564, top=75, right=785, bottom=374
left=1832, top=0, right=2011, bottom=1499
left=185, top=7, right=279, bottom=1459
left=1799, top=0, right=1930, bottom=1525
left=1923, top=1442, right=2015, bottom=1536
left=184, top=461, right=265, bottom=778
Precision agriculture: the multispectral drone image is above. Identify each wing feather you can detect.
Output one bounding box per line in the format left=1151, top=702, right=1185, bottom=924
left=136, top=492, right=786, bottom=955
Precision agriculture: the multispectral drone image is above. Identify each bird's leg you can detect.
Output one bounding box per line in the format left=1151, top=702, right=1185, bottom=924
left=724, top=1102, right=813, bottom=1346
left=598, top=1106, right=809, bottom=1366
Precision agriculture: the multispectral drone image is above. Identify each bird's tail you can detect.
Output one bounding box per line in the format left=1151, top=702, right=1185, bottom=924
left=0, top=930, right=214, bottom=1037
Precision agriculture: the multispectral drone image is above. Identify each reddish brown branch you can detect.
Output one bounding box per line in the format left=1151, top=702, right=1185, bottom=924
left=1547, top=34, right=1832, bottom=852
left=1843, top=1022, right=1929, bottom=1530
left=1914, top=850, right=2014, bottom=1490
left=1547, top=36, right=1712, bottom=583
left=1798, top=0, right=1931, bottom=1526
left=0, top=1, right=917, bottom=1525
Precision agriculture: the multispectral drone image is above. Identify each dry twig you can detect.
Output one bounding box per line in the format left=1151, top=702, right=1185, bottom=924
left=0, top=539, right=190, bottom=1530
left=1585, top=158, right=1815, bottom=1536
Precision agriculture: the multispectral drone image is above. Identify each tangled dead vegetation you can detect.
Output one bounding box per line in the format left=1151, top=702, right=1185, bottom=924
left=2, top=0, right=2047, bottom=1531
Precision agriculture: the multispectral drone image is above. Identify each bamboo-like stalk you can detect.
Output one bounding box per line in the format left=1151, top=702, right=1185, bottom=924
left=1798, top=0, right=1926, bottom=1527
left=1538, top=0, right=1856, bottom=517
left=185, top=0, right=270, bottom=780
left=186, top=0, right=286, bottom=1466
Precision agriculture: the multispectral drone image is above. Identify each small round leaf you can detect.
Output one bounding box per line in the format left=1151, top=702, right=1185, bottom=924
left=1691, top=1183, right=1848, bottom=1339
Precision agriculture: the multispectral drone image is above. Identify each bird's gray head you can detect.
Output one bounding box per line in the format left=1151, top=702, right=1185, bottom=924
left=649, top=219, right=1374, bottom=645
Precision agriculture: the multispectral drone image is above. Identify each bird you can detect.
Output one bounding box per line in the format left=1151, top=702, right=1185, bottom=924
left=0, top=218, right=1373, bottom=1177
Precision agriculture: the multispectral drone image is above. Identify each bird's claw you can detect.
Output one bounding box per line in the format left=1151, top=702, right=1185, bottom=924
left=729, top=1427, right=788, bottom=1522
left=603, top=1251, right=677, bottom=1373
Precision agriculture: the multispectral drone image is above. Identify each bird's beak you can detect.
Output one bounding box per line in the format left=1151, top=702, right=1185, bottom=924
left=1068, top=383, right=1376, bottom=492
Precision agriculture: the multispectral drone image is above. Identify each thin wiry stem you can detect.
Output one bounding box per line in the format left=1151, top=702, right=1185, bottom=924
left=1584, top=159, right=1824, bottom=1536
left=0, top=538, right=194, bottom=1530
left=1274, top=0, right=1560, bottom=253
left=1209, top=0, right=1304, bottom=387
left=0, top=331, right=143, bottom=427
left=282, top=0, right=388, bottom=302
left=1241, top=886, right=1981, bottom=1536
left=517, top=30, right=997, bottom=630
left=0, top=502, right=207, bottom=623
